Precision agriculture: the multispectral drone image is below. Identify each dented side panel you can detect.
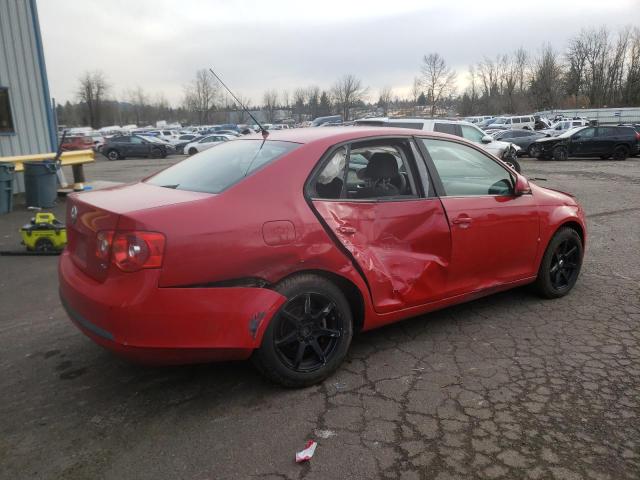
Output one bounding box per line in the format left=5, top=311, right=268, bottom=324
left=312, top=199, right=452, bottom=313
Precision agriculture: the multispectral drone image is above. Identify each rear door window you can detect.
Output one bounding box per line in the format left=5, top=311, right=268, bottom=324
left=434, top=123, right=459, bottom=136
left=147, top=140, right=299, bottom=193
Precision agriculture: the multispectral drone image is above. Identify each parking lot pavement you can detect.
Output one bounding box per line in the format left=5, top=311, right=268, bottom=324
left=1, top=155, right=639, bottom=479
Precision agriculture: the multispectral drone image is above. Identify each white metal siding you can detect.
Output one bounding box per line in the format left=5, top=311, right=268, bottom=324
left=0, top=0, right=53, bottom=157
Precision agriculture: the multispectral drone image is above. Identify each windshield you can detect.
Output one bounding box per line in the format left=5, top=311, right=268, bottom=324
left=146, top=140, right=300, bottom=193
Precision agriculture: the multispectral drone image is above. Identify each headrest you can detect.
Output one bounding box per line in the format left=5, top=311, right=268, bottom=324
left=362, top=152, right=398, bottom=179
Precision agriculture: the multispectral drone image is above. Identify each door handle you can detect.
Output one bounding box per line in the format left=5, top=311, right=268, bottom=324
left=451, top=216, right=472, bottom=227
left=337, top=226, right=356, bottom=235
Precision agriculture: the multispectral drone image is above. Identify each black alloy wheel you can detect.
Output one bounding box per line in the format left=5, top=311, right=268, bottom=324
left=253, top=274, right=353, bottom=387
left=273, top=293, right=342, bottom=373
left=548, top=239, right=581, bottom=291
left=535, top=227, right=583, bottom=299
left=150, top=147, right=163, bottom=159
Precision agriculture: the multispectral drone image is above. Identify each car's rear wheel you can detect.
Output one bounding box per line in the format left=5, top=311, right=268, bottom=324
left=534, top=227, right=583, bottom=299
left=252, top=274, right=353, bottom=388
left=612, top=145, right=628, bottom=161
left=188, top=147, right=198, bottom=155
left=106, top=149, right=120, bottom=161
left=552, top=145, right=568, bottom=161
left=528, top=144, right=541, bottom=158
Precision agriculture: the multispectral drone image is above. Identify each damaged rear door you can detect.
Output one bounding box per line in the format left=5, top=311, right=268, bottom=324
left=309, top=138, right=452, bottom=314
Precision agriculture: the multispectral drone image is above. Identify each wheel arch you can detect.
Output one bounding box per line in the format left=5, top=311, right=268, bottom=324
left=559, top=220, right=585, bottom=246
left=274, top=269, right=366, bottom=334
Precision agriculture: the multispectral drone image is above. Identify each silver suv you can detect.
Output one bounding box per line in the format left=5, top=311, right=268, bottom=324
left=354, top=118, right=521, bottom=172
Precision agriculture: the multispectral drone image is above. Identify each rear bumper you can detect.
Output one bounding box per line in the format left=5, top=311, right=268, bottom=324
left=58, top=251, right=286, bottom=365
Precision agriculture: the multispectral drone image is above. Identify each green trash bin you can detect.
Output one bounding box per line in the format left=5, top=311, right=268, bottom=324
left=24, top=160, right=60, bottom=208
left=0, top=162, right=15, bottom=214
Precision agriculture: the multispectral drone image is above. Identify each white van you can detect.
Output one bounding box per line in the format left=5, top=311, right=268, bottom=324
left=490, top=115, right=536, bottom=130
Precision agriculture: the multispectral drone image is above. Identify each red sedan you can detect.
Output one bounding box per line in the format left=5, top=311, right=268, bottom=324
left=59, top=127, right=586, bottom=387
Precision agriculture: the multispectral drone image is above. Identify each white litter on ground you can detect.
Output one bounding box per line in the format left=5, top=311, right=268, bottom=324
left=295, top=440, right=318, bottom=463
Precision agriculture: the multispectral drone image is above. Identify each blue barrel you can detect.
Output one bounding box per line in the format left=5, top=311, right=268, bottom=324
left=24, top=160, right=59, bottom=208
left=0, top=162, right=15, bottom=214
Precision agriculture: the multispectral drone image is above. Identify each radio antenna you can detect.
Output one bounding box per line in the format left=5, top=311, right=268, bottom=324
left=208, top=68, right=268, bottom=139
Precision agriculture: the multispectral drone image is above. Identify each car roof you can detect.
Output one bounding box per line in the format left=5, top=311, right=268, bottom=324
left=240, top=126, right=458, bottom=145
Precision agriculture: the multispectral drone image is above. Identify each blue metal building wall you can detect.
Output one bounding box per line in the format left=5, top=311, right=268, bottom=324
left=0, top=0, right=56, bottom=157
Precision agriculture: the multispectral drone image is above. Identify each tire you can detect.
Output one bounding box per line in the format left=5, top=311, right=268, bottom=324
left=252, top=274, right=354, bottom=388
left=188, top=147, right=198, bottom=155
left=534, top=227, right=583, bottom=299
left=35, top=238, right=55, bottom=252
left=150, top=148, right=163, bottom=159
left=105, top=149, right=120, bottom=161
left=503, top=158, right=521, bottom=173
left=552, top=145, right=568, bottom=161
left=612, top=145, right=628, bottom=161
left=528, top=143, right=541, bottom=158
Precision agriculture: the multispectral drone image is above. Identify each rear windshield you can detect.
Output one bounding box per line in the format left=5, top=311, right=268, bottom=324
left=146, top=139, right=299, bottom=194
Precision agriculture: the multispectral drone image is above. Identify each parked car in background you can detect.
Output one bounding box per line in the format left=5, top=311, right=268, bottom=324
left=59, top=127, right=586, bottom=387
left=311, top=115, right=343, bottom=126
left=532, top=125, right=639, bottom=161
left=61, top=135, right=94, bottom=151
left=492, top=129, right=549, bottom=157
left=102, top=135, right=172, bottom=160
left=463, top=115, right=494, bottom=124
left=88, top=132, right=105, bottom=151
left=541, top=118, right=590, bottom=137
left=183, top=134, right=232, bottom=155
left=354, top=118, right=522, bottom=172
left=174, top=134, right=203, bottom=154
left=490, top=115, right=536, bottom=130
left=145, top=130, right=180, bottom=142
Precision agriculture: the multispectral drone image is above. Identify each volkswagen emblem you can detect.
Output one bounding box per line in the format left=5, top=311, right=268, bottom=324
left=70, top=205, right=78, bottom=224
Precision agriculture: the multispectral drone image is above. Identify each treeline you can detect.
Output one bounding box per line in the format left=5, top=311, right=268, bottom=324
left=57, top=24, right=640, bottom=129
left=459, top=26, right=640, bottom=115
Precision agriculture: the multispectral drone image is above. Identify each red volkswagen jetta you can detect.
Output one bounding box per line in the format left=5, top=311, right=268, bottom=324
left=59, top=127, right=586, bottom=387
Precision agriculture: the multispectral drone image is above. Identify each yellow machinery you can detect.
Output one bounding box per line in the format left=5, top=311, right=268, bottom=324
left=20, top=212, right=67, bottom=252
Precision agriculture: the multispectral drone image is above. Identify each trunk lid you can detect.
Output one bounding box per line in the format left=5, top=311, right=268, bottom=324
left=66, top=183, right=212, bottom=281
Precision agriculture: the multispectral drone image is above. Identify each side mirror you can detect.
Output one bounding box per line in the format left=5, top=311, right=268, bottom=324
left=481, top=135, right=493, bottom=143
left=514, top=174, right=531, bottom=196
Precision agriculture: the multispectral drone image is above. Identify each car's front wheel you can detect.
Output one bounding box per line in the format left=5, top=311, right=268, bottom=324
left=528, top=143, right=541, bottom=158
left=552, top=145, right=568, bottom=161
left=534, top=227, right=583, bottom=299
left=188, top=147, right=198, bottom=155
left=252, top=274, right=353, bottom=387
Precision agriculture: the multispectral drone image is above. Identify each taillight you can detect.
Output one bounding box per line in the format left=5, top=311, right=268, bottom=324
left=95, top=231, right=114, bottom=261
left=96, top=231, right=165, bottom=272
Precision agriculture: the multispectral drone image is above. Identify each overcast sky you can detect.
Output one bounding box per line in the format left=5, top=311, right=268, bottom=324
left=38, top=0, right=638, bottom=107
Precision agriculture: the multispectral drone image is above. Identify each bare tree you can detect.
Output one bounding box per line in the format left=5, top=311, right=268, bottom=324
left=77, top=70, right=109, bottom=128
left=421, top=53, right=457, bottom=117
left=378, top=86, right=393, bottom=115
left=263, top=90, right=278, bottom=122
left=331, top=74, right=368, bottom=121
left=410, top=77, right=421, bottom=113
left=281, top=90, right=290, bottom=109
left=127, top=86, right=147, bottom=125
left=530, top=45, right=564, bottom=110
left=183, top=69, right=219, bottom=124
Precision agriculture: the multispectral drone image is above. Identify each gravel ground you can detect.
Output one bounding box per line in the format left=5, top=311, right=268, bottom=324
left=0, top=153, right=638, bottom=480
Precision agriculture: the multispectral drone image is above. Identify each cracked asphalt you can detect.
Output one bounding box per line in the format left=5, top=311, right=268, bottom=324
left=1, top=154, right=639, bottom=479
